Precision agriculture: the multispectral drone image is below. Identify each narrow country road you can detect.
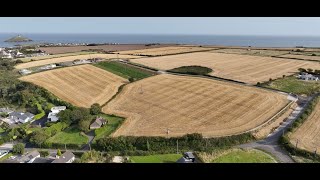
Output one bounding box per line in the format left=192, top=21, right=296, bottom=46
left=82, top=130, right=95, bottom=151
left=238, top=95, right=316, bottom=163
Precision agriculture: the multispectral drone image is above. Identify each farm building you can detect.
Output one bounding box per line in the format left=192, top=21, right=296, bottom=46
left=90, top=117, right=107, bottom=129
left=8, top=111, right=34, bottom=124
left=298, top=73, right=319, bottom=81
left=48, top=106, right=66, bottom=122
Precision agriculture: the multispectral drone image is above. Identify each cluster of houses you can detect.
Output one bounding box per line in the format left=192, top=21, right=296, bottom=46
left=298, top=72, right=319, bottom=81
left=0, top=108, right=34, bottom=124
left=0, top=48, right=25, bottom=59
left=3, top=150, right=75, bottom=163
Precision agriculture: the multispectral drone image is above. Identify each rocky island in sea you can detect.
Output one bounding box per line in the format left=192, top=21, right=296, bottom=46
left=4, top=35, right=33, bottom=42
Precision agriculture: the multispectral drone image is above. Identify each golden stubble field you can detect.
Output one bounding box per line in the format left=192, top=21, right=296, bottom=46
left=289, top=99, right=320, bottom=154
left=130, top=52, right=320, bottom=84
left=15, top=53, right=142, bottom=69
left=20, top=65, right=128, bottom=108
left=103, top=74, right=289, bottom=137
left=116, top=46, right=216, bottom=56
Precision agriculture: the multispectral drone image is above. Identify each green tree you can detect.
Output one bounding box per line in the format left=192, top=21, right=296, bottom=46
left=307, top=68, right=313, bottom=73
left=57, top=149, right=62, bottom=156
left=128, top=77, right=135, bottom=82
left=71, top=107, right=91, bottom=123
left=314, top=70, right=320, bottom=75
left=58, top=109, right=73, bottom=125
left=298, top=68, right=307, bottom=73
left=78, top=118, right=91, bottom=132
left=39, top=150, right=49, bottom=157
left=13, top=143, right=25, bottom=155
left=29, top=130, right=49, bottom=147
left=90, top=103, right=101, bottom=115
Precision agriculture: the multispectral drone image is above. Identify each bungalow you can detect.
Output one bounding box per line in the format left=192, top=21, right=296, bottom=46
left=90, top=117, right=107, bottom=129
left=16, top=150, right=40, bottom=163
left=48, top=106, right=66, bottom=122
left=52, top=151, right=75, bottom=163
left=298, top=73, right=319, bottom=81
left=8, top=111, right=34, bottom=124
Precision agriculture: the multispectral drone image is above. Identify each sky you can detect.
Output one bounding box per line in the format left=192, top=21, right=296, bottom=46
left=1, top=17, right=320, bottom=36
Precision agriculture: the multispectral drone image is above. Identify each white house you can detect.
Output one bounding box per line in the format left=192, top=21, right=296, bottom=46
left=15, top=51, right=25, bottom=58
left=8, top=111, right=34, bottom=124
left=48, top=106, right=66, bottom=122
left=19, top=69, right=32, bottom=75
left=298, top=73, right=319, bottom=81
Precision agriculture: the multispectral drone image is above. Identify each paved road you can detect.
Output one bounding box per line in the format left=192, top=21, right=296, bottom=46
left=238, top=95, right=315, bottom=163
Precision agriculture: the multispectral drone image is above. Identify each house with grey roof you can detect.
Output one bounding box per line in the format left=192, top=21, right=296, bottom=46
left=48, top=106, right=66, bottom=122
left=298, top=72, right=319, bottom=81
left=176, top=152, right=196, bottom=163
left=90, top=117, right=107, bottom=129
left=8, top=111, right=34, bottom=124
left=52, top=151, right=75, bottom=163
left=15, top=150, right=40, bottom=163
left=32, top=157, right=54, bottom=163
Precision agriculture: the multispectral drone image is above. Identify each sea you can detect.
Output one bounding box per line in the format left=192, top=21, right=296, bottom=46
left=1, top=33, right=320, bottom=48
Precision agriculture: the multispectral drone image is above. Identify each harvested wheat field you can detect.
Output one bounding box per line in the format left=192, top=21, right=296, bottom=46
left=289, top=98, right=320, bottom=154
left=278, top=54, right=320, bottom=61
left=212, top=48, right=290, bottom=57
left=15, top=54, right=141, bottom=69
left=130, top=52, right=320, bottom=84
left=20, top=65, right=128, bottom=108
left=38, top=44, right=171, bottom=54
left=253, top=102, right=297, bottom=139
left=116, top=46, right=216, bottom=56
left=103, top=74, right=289, bottom=137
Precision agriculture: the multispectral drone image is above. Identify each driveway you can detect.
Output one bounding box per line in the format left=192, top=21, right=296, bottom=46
left=238, top=95, right=315, bottom=163
left=31, top=114, right=48, bottom=127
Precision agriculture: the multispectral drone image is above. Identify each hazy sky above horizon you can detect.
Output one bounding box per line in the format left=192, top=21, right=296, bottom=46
left=1, top=17, right=320, bottom=36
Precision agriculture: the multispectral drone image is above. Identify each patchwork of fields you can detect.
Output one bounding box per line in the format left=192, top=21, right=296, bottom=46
left=289, top=99, right=320, bottom=154
left=19, top=65, right=128, bottom=107
left=15, top=53, right=141, bottom=69
left=116, top=46, right=216, bottom=56
left=130, top=52, right=320, bottom=84
left=103, top=74, right=289, bottom=137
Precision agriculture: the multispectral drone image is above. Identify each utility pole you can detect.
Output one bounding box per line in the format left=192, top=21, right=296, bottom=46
left=176, top=139, right=179, bottom=154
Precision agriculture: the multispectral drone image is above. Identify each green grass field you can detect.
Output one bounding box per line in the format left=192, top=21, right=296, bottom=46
left=262, top=76, right=320, bottom=95
left=94, top=61, right=153, bottom=80
left=169, top=66, right=213, bottom=75
left=93, top=114, right=124, bottom=141
left=47, top=126, right=88, bottom=145
left=212, top=149, right=277, bottom=163
left=130, top=154, right=183, bottom=163
left=18, top=51, right=97, bottom=62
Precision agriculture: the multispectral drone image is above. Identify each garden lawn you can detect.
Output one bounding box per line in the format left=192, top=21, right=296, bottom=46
left=262, top=76, right=320, bottom=95
left=94, top=61, right=153, bottom=80
left=212, top=149, right=277, bottom=163
left=0, top=153, right=13, bottom=161
left=47, top=126, right=88, bottom=145
left=130, top=154, right=183, bottom=163
left=93, top=114, right=124, bottom=141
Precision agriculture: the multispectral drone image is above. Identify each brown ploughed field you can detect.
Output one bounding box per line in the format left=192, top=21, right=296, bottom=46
left=103, top=74, right=289, bottom=137
left=19, top=65, right=128, bottom=108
